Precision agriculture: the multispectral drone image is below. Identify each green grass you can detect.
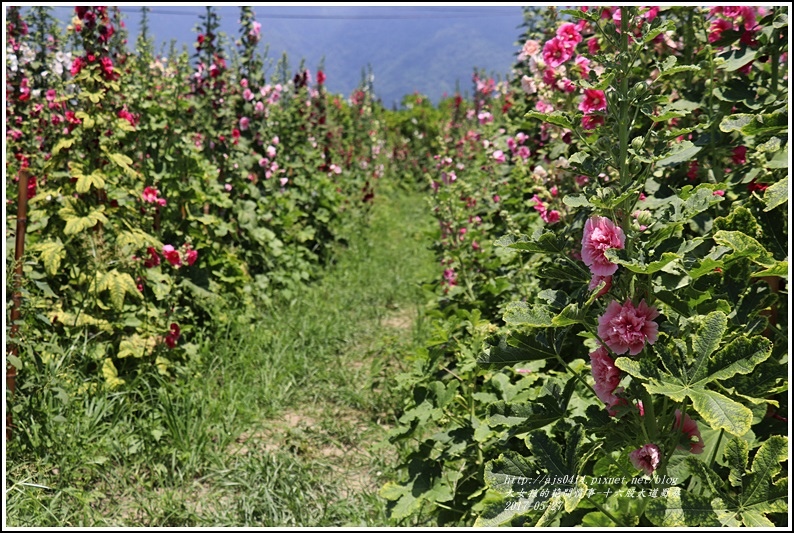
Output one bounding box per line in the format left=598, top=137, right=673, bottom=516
left=5, top=189, right=437, bottom=526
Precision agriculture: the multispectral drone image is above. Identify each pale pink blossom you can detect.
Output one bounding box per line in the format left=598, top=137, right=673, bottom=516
left=581, top=216, right=625, bottom=276
left=589, top=346, right=622, bottom=414
left=522, top=39, right=541, bottom=57
left=630, top=444, right=661, bottom=476
left=673, top=409, right=705, bottom=454
left=597, top=299, right=660, bottom=356
left=521, top=75, right=537, bottom=95
left=493, top=150, right=506, bottom=163
left=239, top=116, right=250, bottom=131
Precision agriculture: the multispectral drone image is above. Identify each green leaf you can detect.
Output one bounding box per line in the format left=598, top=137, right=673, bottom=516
left=503, top=302, right=553, bottom=327
left=717, top=47, right=757, bottom=72
left=713, top=230, right=776, bottom=268
left=61, top=205, right=108, bottom=235
left=75, top=169, right=106, bottom=193
left=98, top=270, right=142, bottom=310
left=644, top=487, right=720, bottom=526
left=561, top=194, right=591, bottom=208
left=604, top=250, right=681, bottom=274
left=494, top=231, right=567, bottom=254
left=707, top=336, right=772, bottom=384
left=688, top=388, right=754, bottom=436
left=656, top=141, right=702, bottom=167
left=656, top=65, right=702, bottom=79
left=763, top=177, right=788, bottom=211
left=726, top=437, right=749, bottom=488
left=688, top=312, right=728, bottom=384
left=52, top=137, right=75, bottom=156
left=487, top=378, right=575, bottom=432
left=719, top=114, right=754, bottom=133
left=477, top=332, right=556, bottom=367
left=524, top=111, right=574, bottom=130
left=31, top=240, right=66, bottom=276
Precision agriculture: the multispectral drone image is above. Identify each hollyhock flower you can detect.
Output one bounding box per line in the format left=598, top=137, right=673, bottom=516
left=162, top=244, right=181, bottom=267
left=589, top=274, right=612, bottom=298
left=581, top=216, right=625, bottom=276
left=542, top=68, right=557, bottom=87
left=183, top=248, right=198, bottom=266
left=543, top=36, right=575, bottom=68
left=579, top=89, right=607, bottom=114
left=118, top=107, right=138, bottom=127
left=254, top=101, right=265, bottom=114
left=142, top=186, right=166, bottom=206
left=673, top=409, right=705, bottom=454
left=515, top=132, right=528, bottom=144
left=587, top=37, right=600, bottom=54
left=732, top=145, right=747, bottom=165
left=443, top=268, right=457, bottom=285
left=243, top=88, right=254, bottom=101
left=165, top=323, right=180, bottom=349
left=535, top=100, right=554, bottom=114
left=100, top=56, right=115, bottom=79
left=239, top=116, right=250, bottom=131
left=143, top=246, right=160, bottom=268
left=477, top=111, right=493, bottom=125
left=266, top=145, right=277, bottom=158
left=70, top=56, right=85, bottom=76
left=708, top=17, right=733, bottom=43
left=630, top=444, right=661, bottom=476
left=589, top=346, right=622, bottom=408
left=317, top=69, right=326, bottom=85
left=521, top=75, right=537, bottom=95
left=556, top=22, right=583, bottom=46
left=279, top=177, right=288, bottom=186
left=597, top=299, right=660, bottom=356
left=493, top=150, right=506, bottom=163
left=522, top=39, right=541, bottom=58
left=259, top=157, right=269, bottom=168
left=250, top=20, right=261, bottom=40
left=517, top=146, right=531, bottom=160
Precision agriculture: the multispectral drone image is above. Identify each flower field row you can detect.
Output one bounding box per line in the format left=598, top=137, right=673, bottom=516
left=382, top=6, right=788, bottom=527
left=6, top=7, right=387, bottom=391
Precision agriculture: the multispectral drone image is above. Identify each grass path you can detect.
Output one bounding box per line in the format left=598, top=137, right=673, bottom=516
left=6, top=188, right=437, bottom=526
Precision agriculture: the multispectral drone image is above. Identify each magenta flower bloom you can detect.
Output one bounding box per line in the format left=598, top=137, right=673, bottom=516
left=556, top=22, right=583, bottom=46
left=597, top=299, right=660, bottom=356
left=673, top=409, right=705, bottom=454
left=239, top=116, right=250, bottom=131
left=493, top=150, right=506, bottom=163
left=162, top=245, right=182, bottom=267
left=581, top=216, right=625, bottom=276
left=542, top=36, right=575, bottom=68
left=578, top=89, right=607, bottom=114
left=630, top=444, right=661, bottom=476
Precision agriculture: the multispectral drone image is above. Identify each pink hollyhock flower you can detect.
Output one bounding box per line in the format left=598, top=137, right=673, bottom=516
left=522, top=39, right=541, bottom=57
left=143, top=246, right=160, bottom=268
left=162, top=244, right=181, bottom=267
left=732, top=145, right=747, bottom=165
left=279, top=177, right=288, bottom=186
left=243, top=88, right=254, bottom=101
left=556, top=22, right=583, bottom=46
left=521, top=75, right=537, bottom=95
left=589, top=346, right=622, bottom=413
left=673, top=409, right=705, bottom=454
left=46, top=88, right=57, bottom=101
left=579, top=89, right=607, bottom=114
left=493, top=150, right=506, bottom=163
left=581, top=216, right=625, bottom=276
left=259, top=157, right=269, bottom=168
left=477, top=111, right=493, bottom=125
left=266, top=145, right=277, bottom=158
left=535, top=100, right=554, bottom=114
left=581, top=114, right=604, bottom=130
left=708, top=17, right=733, bottom=43
left=517, top=146, right=530, bottom=160
left=589, top=274, right=612, bottom=298
left=70, top=56, right=85, bottom=76
left=713, top=190, right=725, bottom=197
left=630, top=444, right=661, bottom=476
left=543, top=36, right=575, bottom=68
left=587, top=37, right=600, bottom=54
left=142, top=186, right=166, bottom=206
left=165, top=323, right=180, bottom=349
left=597, top=299, right=660, bottom=356
left=239, top=116, right=250, bottom=131
left=250, top=20, right=261, bottom=40
left=183, top=248, right=198, bottom=266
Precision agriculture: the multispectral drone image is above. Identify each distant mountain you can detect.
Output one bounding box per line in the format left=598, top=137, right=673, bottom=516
left=38, top=5, right=527, bottom=107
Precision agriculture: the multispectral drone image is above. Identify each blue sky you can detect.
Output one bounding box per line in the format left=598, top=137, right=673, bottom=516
left=34, top=4, right=527, bottom=106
